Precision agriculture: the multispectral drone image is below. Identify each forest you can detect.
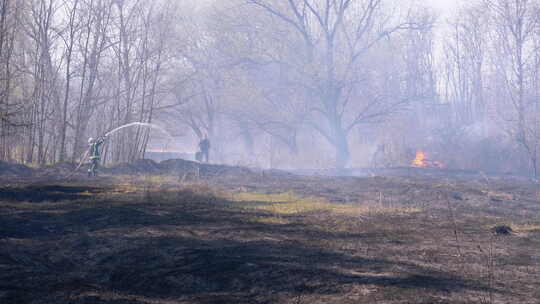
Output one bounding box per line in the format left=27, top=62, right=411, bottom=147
left=1, top=0, right=540, bottom=175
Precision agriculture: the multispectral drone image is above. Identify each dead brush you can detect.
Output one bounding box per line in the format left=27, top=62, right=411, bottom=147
left=443, top=191, right=462, bottom=257
left=437, top=188, right=500, bottom=304
left=476, top=235, right=497, bottom=304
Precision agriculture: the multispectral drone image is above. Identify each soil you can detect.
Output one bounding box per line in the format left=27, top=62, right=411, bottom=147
left=1, top=164, right=540, bottom=303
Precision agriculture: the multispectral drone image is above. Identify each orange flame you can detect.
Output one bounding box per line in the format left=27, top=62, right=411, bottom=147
left=411, top=151, right=445, bottom=168
left=412, top=151, right=427, bottom=168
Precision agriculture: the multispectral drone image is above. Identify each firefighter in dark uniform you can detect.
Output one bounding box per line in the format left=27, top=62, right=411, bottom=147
left=198, top=135, right=210, bottom=163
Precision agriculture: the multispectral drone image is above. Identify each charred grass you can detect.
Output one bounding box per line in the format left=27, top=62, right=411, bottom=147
left=1, top=174, right=540, bottom=303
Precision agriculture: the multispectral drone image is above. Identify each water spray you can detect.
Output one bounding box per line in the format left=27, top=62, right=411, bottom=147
left=104, top=122, right=175, bottom=158
left=65, top=122, right=174, bottom=178
left=104, top=122, right=174, bottom=139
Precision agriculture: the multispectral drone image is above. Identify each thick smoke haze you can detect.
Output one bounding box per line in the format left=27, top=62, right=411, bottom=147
left=1, top=0, right=539, bottom=176
left=425, top=0, right=460, bottom=13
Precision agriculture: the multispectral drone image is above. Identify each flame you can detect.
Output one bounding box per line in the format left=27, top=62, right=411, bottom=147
left=411, top=151, right=445, bottom=168
left=412, top=151, right=427, bottom=168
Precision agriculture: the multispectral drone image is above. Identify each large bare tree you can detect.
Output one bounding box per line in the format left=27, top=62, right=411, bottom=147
left=236, top=0, right=433, bottom=168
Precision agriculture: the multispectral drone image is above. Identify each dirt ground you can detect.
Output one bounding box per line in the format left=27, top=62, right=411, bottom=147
left=1, top=165, right=540, bottom=303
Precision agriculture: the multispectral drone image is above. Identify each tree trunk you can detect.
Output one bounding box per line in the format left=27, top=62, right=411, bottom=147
left=334, top=127, right=350, bottom=169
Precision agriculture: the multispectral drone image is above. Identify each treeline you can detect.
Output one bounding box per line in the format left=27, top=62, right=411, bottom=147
left=0, top=0, right=174, bottom=165
left=1, top=0, right=539, bottom=175
left=441, top=0, right=540, bottom=176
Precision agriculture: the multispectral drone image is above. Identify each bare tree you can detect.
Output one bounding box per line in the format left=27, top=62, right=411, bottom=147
left=484, top=0, right=540, bottom=176
left=21, top=0, right=62, bottom=164
left=71, top=0, right=113, bottom=161
left=237, top=0, right=433, bottom=168
left=0, top=0, right=25, bottom=161
left=443, top=4, right=487, bottom=126
left=56, top=0, right=81, bottom=162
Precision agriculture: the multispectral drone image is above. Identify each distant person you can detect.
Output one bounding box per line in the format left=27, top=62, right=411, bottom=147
left=198, top=135, right=210, bottom=163
left=88, top=135, right=108, bottom=177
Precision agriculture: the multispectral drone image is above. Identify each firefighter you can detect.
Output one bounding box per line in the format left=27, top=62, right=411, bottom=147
left=88, top=135, right=107, bottom=177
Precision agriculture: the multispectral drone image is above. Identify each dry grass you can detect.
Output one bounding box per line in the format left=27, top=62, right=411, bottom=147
left=231, top=191, right=422, bottom=216
left=511, top=222, right=540, bottom=232
left=483, top=190, right=515, bottom=200
left=248, top=216, right=291, bottom=225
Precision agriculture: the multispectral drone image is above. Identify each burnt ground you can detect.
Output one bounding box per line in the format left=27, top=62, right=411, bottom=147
left=1, top=166, right=540, bottom=303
